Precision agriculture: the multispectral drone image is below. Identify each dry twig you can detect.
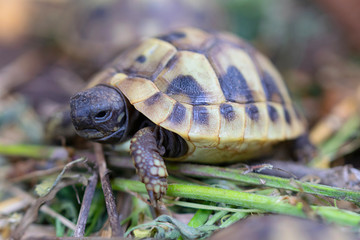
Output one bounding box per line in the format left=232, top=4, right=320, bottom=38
left=74, top=172, right=98, bottom=237
left=94, top=143, right=122, bottom=237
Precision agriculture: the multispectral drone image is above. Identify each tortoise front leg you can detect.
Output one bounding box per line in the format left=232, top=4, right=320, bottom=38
left=130, top=127, right=168, bottom=206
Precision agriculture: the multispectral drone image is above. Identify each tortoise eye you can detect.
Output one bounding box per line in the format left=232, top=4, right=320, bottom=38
left=94, top=110, right=111, bottom=122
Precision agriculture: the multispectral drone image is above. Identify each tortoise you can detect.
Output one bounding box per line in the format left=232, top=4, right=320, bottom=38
left=70, top=27, right=314, bottom=205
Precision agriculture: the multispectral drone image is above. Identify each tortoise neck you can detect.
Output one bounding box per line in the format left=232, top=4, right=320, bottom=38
left=154, top=126, right=188, bottom=158
left=122, top=98, right=153, bottom=142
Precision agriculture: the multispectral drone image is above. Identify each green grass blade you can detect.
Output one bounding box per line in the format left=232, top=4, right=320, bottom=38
left=113, top=179, right=360, bottom=227
left=167, top=164, right=360, bottom=203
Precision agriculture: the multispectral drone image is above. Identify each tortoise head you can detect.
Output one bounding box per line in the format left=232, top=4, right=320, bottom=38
left=70, top=85, right=128, bottom=143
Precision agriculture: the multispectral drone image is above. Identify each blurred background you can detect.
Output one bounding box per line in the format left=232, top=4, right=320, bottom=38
left=1, top=0, right=360, bottom=238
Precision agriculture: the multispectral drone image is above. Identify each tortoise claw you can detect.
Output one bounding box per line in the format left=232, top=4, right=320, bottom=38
left=145, top=177, right=168, bottom=206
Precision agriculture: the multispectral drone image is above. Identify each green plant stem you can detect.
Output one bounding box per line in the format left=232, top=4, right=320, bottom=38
left=166, top=163, right=360, bottom=203
left=177, top=208, right=212, bottom=240
left=205, top=211, right=229, bottom=226
left=188, top=209, right=212, bottom=228
left=220, top=212, right=248, bottom=228
left=0, top=144, right=70, bottom=159
left=165, top=200, right=263, bottom=213
left=113, top=179, right=360, bottom=227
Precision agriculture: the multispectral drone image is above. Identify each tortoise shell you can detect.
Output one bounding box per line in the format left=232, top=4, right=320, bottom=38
left=90, top=27, right=306, bottom=163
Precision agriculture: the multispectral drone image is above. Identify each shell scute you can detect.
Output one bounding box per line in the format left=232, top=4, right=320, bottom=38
left=134, top=92, right=176, bottom=125
left=266, top=103, right=286, bottom=140
left=207, top=43, right=266, bottom=103
left=188, top=105, right=220, bottom=147
left=157, top=27, right=214, bottom=52
left=160, top=102, right=192, bottom=140
left=113, top=38, right=176, bottom=80
left=218, top=102, right=245, bottom=145
left=155, top=51, right=225, bottom=105
left=244, top=102, right=269, bottom=141
left=111, top=75, right=158, bottom=104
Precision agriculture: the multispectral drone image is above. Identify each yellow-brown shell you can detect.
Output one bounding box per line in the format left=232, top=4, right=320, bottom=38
left=91, top=27, right=306, bottom=163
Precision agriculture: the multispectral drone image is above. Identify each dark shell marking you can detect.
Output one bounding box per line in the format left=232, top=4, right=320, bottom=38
left=157, top=32, right=186, bottom=43
left=284, top=107, right=292, bottom=125
left=220, top=103, right=236, bottom=122
left=267, top=104, right=279, bottom=122
left=261, top=71, right=284, bottom=103
left=166, top=75, right=207, bottom=105
left=135, top=55, right=146, bottom=63
left=219, top=66, right=254, bottom=103
left=145, top=92, right=162, bottom=106
left=163, top=54, right=178, bottom=71
left=246, top=104, right=260, bottom=121
left=193, top=106, right=209, bottom=125
left=168, top=102, right=186, bottom=125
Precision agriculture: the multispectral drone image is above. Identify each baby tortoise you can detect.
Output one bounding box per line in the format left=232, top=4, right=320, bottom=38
left=70, top=27, right=314, bottom=205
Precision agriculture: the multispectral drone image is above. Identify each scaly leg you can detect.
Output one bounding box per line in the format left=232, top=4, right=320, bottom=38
left=130, top=127, right=168, bottom=206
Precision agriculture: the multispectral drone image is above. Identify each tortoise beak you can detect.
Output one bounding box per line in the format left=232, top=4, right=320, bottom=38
left=74, top=128, right=106, bottom=140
